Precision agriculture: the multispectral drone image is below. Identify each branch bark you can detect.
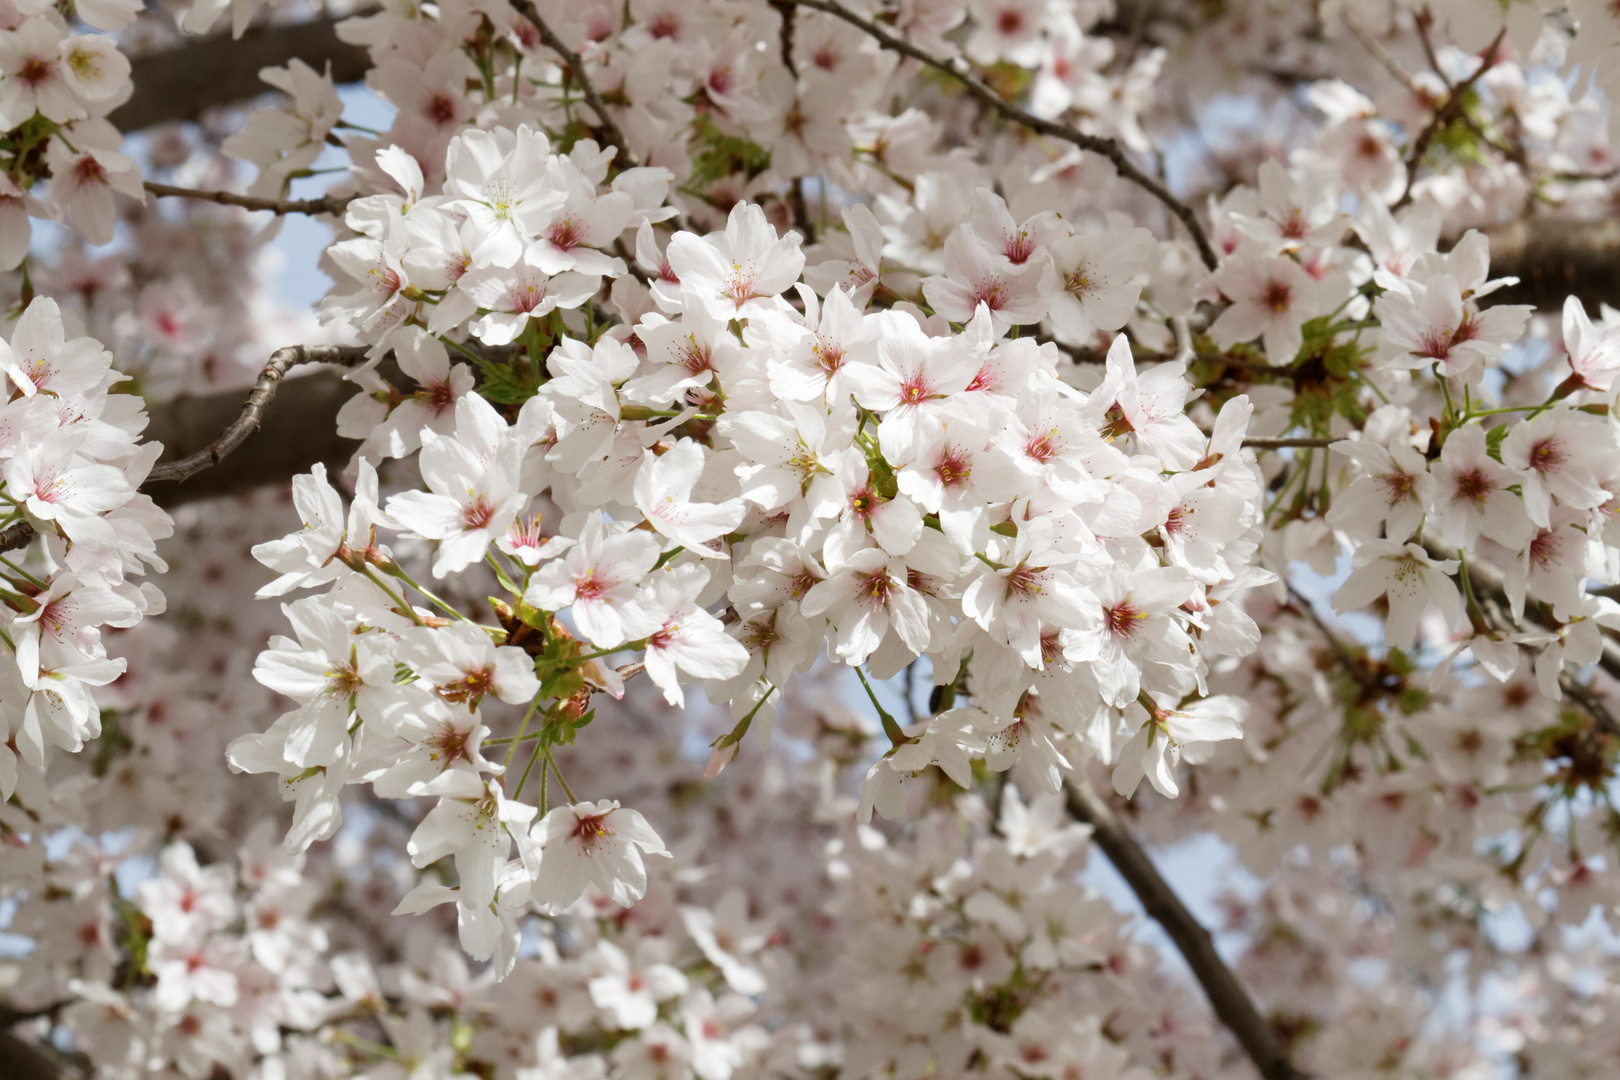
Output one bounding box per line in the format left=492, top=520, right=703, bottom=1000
left=1479, top=217, right=1620, bottom=313
left=512, top=1, right=640, bottom=169
left=0, top=345, right=371, bottom=553
left=145, top=181, right=351, bottom=217
left=0, top=1029, right=65, bottom=1080
left=1393, top=30, right=1505, bottom=212
left=1065, top=774, right=1308, bottom=1080
left=1242, top=437, right=1335, bottom=450
left=109, top=19, right=370, bottom=132
left=145, top=345, right=370, bottom=487
left=785, top=0, right=1219, bottom=269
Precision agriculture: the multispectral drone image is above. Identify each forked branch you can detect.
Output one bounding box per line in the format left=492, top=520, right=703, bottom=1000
left=786, top=0, right=1219, bottom=269
left=514, top=1, right=640, bottom=169
left=145, top=345, right=371, bottom=485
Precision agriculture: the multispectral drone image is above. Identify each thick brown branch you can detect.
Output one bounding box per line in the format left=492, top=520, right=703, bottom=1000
left=513, top=1, right=640, bottom=169
left=0, top=1029, right=65, bottom=1080
left=109, top=19, right=370, bottom=132
left=144, top=181, right=351, bottom=218
left=1066, top=775, right=1308, bottom=1080
left=1479, top=217, right=1620, bottom=312
left=786, top=0, right=1219, bottom=269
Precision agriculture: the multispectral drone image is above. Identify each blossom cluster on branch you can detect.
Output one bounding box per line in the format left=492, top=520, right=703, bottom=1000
left=9, top=1, right=1620, bottom=1079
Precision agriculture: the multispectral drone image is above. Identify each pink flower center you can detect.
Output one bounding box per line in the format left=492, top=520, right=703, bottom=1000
left=1004, top=231, right=1035, bottom=264
left=972, top=280, right=1007, bottom=311
left=571, top=811, right=612, bottom=852
left=548, top=218, right=582, bottom=252
left=18, top=57, right=52, bottom=87
left=813, top=338, right=845, bottom=374
left=1528, top=527, right=1562, bottom=569
left=935, top=448, right=971, bottom=487
left=723, top=263, right=757, bottom=306
left=1025, top=430, right=1058, bottom=463
left=1105, top=600, right=1146, bottom=639
left=849, top=485, right=877, bottom=521
left=898, top=374, right=931, bottom=405
left=857, top=570, right=894, bottom=606
left=678, top=333, right=712, bottom=374
left=1454, top=469, right=1492, bottom=503
left=575, top=569, right=610, bottom=601
left=461, top=495, right=495, bottom=531
left=441, top=667, right=494, bottom=705
left=427, top=725, right=471, bottom=764
left=1529, top=438, right=1563, bottom=474
left=1261, top=280, right=1292, bottom=312
left=509, top=282, right=547, bottom=314
left=426, top=94, right=458, bottom=127
left=1005, top=565, right=1043, bottom=598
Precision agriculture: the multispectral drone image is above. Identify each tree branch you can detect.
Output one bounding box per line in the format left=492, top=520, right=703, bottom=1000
left=109, top=19, right=370, bottom=132
left=1437, top=543, right=1620, bottom=718
left=0, top=345, right=372, bottom=553
left=0, top=1030, right=65, bottom=1080
left=1066, top=774, right=1308, bottom=1080
left=1480, top=217, right=1620, bottom=312
left=785, top=0, right=1219, bottom=270
left=1393, top=29, right=1505, bottom=212
left=1242, top=437, right=1336, bottom=450
left=144, top=181, right=351, bottom=218
left=145, top=345, right=370, bottom=486
left=512, top=1, right=640, bottom=169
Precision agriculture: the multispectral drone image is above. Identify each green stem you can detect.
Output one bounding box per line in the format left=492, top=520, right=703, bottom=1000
left=383, top=563, right=472, bottom=622
left=502, top=696, right=545, bottom=771
left=512, top=739, right=546, bottom=802
left=0, top=555, right=45, bottom=589
left=359, top=566, right=428, bottom=627
left=546, top=748, right=578, bottom=803
left=855, top=666, right=908, bottom=747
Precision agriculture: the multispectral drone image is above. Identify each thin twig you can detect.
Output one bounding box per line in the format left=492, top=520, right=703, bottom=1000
left=1431, top=539, right=1620, bottom=717
left=1285, top=579, right=1379, bottom=694
left=513, top=1, right=639, bottom=169
left=1393, top=29, right=1505, bottom=211
left=1065, top=775, right=1308, bottom=1080
left=1342, top=12, right=1419, bottom=91
left=1242, top=437, right=1336, bottom=450
left=786, top=0, right=1219, bottom=270
left=1559, top=673, right=1620, bottom=737
left=145, top=345, right=371, bottom=486
left=144, top=181, right=351, bottom=217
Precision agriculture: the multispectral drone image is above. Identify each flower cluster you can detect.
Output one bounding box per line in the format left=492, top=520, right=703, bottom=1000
left=236, top=122, right=1269, bottom=961
left=0, top=296, right=170, bottom=803
left=12, top=0, right=1620, bottom=1078
left=0, top=0, right=140, bottom=261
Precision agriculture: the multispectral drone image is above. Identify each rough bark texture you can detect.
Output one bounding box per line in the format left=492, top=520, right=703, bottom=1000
left=1481, top=217, right=1620, bottom=313
left=109, top=19, right=370, bottom=132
